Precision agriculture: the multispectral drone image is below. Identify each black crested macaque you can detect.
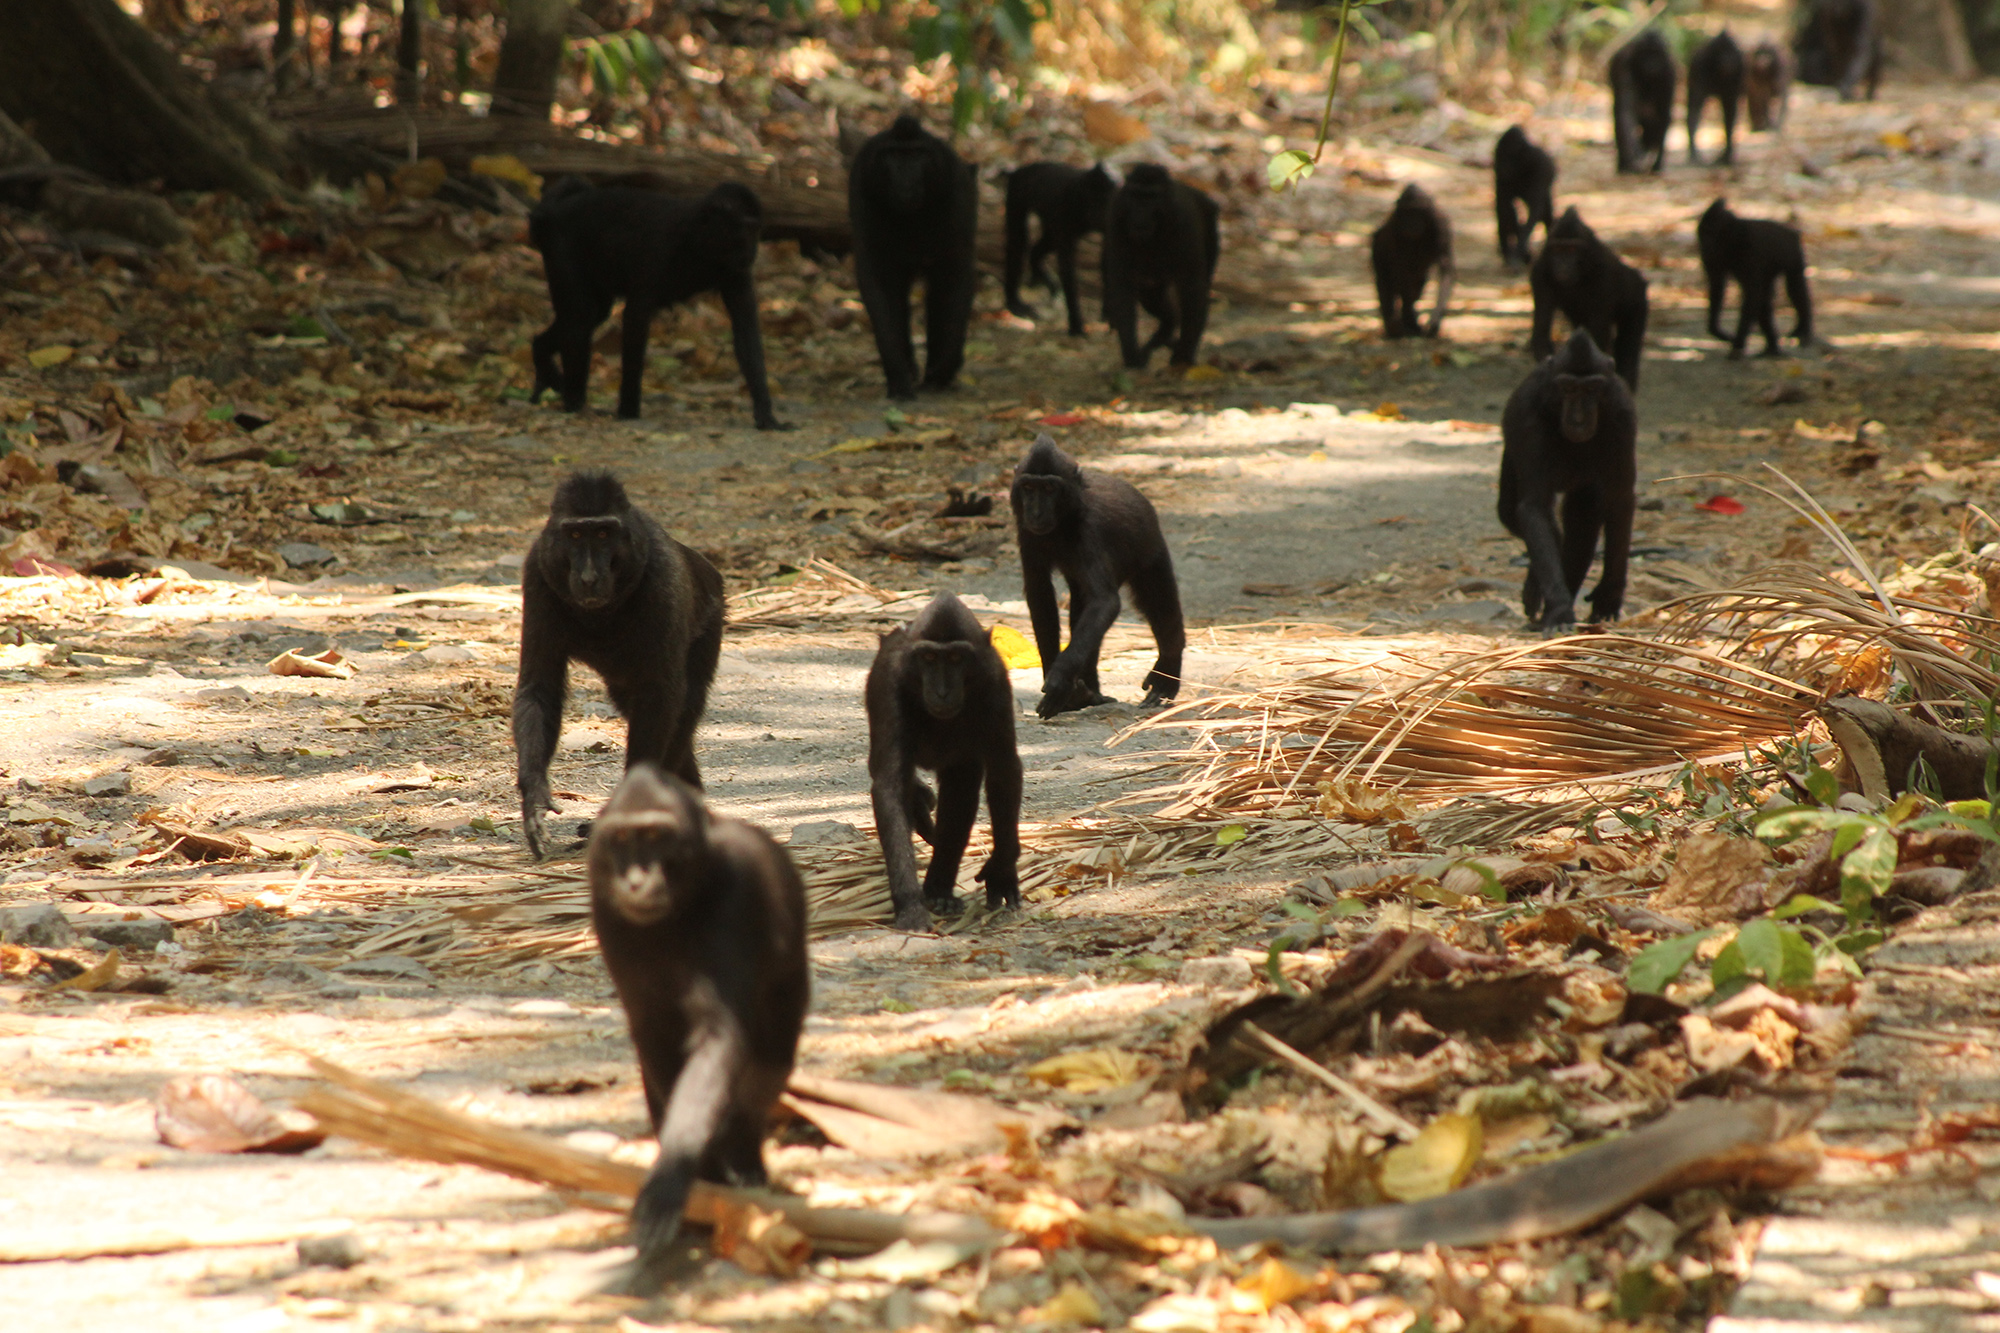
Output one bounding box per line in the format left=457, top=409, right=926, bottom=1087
left=1370, top=184, right=1455, bottom=339
left=1498, top=329, right=1638, bottom=635
left=1686, top=30, right=1744, bottom=166
left=588, top=765, right=808, bottom=1294
left=1493, top=126, right=1557, bottom=267
left=1697, top=199, right=1813, bottom=357
left=1101, top=164, right=1221, bottom=371
left=865, top=592, right=1022, bottom=932
left=1609, top=29, right=1676, bottom=174
left=1010, top=434, right=1185, bottom=718
left=1529, top=207, right=1650, bottom=393
left=1746, top=40, right=1793, bottom=132
left=1003, top=162, right=1117, bottom=336
left=514, top=470, right=725, bottom=859
left=528, top=181, right=785, bottom=429
left=847, top=114, right=979, bottom=400
left=1795, top=0, right=1880, bottom=102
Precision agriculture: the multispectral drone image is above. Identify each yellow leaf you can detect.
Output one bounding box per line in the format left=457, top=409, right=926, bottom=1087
left=28, top=345, right=74, bottom=369
left=990, top=623, right=1041, bottom=670
left=1235, top=1256, right=1317, bottom=1312
left=1880, top=130, right=1911, bottom=151
left=470, top=153, right=543, bottom=200
left=1378, top=1112, right=1482, bottom=1202
left=1028, top=1281, right=1103, bottom=1328
left=1024, top=1047, right=1147, bottom=1093
left=1365, top=401, right=1406, bottom=421
left=53, top=947, right=122, bottom=992
left=1181, top=364, right=1225, bottom=383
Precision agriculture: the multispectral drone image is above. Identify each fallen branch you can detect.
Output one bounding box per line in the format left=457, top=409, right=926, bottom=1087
left=1820, top=695, right=2000, bottom=801
left=294, top=1057, right=999, bottom=1257
left=0, top=1219, right=356, bottom=1265
left=1237, top=1022, right=1420, bottom=1141
left=1190, top=1097, right=1815, bottom=1252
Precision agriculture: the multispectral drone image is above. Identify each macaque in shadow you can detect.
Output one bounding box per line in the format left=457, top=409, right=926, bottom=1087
left=1493, top=126, right=1557, bottom=267
left=1101, top=164, right=1220, bottom=370
left=529, top=180, right=785, bottom=428
left=1697, top=199, right=1813, bottom=357
left=1498, top=329, right=1638, bottom=635
left=1003, top=162, right=1117, bottom=336
left=514, top=470, right=724, bottom=859
left=1746, top=40, right=1793, bottom=132
left=1010, top=434, right=1184, bottom=718
left=587, top=765, right=808, bottom=1295
left=1686, top=30, right=1744, bottom=165
left=1529, top=207, right=1649, bottom=393
left=866, top=593, right=1022, bottom=932
left=1610, top=29, right=1676, bottom=174
left=1794, top=0, right=1881, bottom=102
left=847, top=114, right=979, bottom=399
left=1370, top=184, right=1455, bottom=338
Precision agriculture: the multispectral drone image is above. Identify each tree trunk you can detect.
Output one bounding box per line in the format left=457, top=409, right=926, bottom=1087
left=397, top=0, right=424, bottom=105
left=491, top=0, right=570, bottom=119
left=0, top=0, right=294, bottom=197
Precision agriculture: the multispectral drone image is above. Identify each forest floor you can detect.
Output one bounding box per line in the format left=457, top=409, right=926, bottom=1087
left=4, top=70, right=2000, bottom=1333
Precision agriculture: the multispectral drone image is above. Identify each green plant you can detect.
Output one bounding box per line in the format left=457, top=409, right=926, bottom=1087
left=572, top=28, right=667, bottom=98
left=910, top=0, right=1048, bottom=129
left=1269, top=0, right=1386, bottom=192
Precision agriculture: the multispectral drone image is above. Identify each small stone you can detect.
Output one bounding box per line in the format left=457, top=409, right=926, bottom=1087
left=193, top=685, right=252, bottom=703
left=334, top=954, right=435, bottom=983
left=0, top=904, right=78, bottom=947
left=509, top=998, right=575, bottom=1016
left=1454, top=577, right=1509, bottom=594
left=1177, top=955, right=1253, bottom=988
left=277, top=542, right=338, bottom=570
left=787, top=820, right=869, bottom=847
left=298, top=1233, right=366, bottom=1269
left=1422, top=599, right=1513, bottom=624
left=83, top=772, right=132, bottom=798
left=83, top=917, right=175, bottom=950
left=139, top=747, right=180, bottom=767
left=415, top=644, right=476, bottom=664
left=264, top=960, right=333, bottom=988
left=69, top=652, right=113, bottom=667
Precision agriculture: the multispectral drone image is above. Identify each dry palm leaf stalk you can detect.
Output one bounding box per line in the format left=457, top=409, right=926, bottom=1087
left=1120, top=633, right=1819, bottom=819
left=295, top=1056, right=999, bottom=1256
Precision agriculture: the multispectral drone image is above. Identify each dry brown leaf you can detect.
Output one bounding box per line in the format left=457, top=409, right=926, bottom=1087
left=268, top=648, right=355, bottom=680
left=155, top=1073, right=327, bottom=1154
left=1082, top=100, right=1148, bottom=146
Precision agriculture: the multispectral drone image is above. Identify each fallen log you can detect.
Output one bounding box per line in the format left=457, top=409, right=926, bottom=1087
left=1821, top=695, right=2000, bottom=801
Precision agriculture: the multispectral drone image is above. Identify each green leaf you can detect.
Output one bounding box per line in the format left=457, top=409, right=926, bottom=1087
left=1735, top=917, right=1785, bottom=982
left=286, top=314, right=327, bottom=339
left=1829, top=820, right=1868, bottom=859
left=1281, top=900, right=1320, bottom=920
left=1755, top=808, right=1841, bottom=841
left=1215, top=824, right=1247, bottom=847
left=1627, top=927, right=1719, bottom=994
left=1771, top=893, right=1827, bottom=920
left=1709, top=939, right=1749, bottom=998
left=1805, top=766, right=1841, bottom=807
left=1452, top=859, right=1504, bottom=902
left=368, top=846, right=414, bottom=862
left=1266, top=940, right=1300, bottom=996
left=880, top=997, right=913, bottom=1013
left=1777, top=926, right=1817, bottom=986
left=470, top=815, right=498, bottom=833
left=204, top=404, right=236, bottom=422
left=1839, top=825, right=1898, bottom=917
left=1833, top=928, right=1885, bottom=956
left=1268, top=149, right=1316, bottom=190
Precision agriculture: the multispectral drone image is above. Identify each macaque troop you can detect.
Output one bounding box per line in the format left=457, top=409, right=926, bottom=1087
left=504, top=65, right=1828, bottom=1280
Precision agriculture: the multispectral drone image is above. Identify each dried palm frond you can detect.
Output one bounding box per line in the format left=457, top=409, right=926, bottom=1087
left=1641, top=561, right=2000, bottom=704
left=1120, top=632, right=1820, bottom=819
left=724, top=558, right=923, bottom=628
